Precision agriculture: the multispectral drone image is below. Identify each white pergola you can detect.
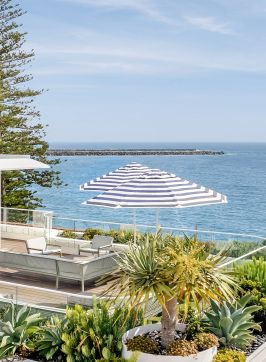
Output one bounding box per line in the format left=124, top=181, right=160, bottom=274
left=0, top=155, right=49, bottom=248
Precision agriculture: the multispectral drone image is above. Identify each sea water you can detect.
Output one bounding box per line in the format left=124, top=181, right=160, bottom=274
left=37, top=143, right=266, bottom=236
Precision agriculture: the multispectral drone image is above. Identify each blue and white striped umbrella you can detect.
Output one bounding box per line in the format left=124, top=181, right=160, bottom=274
left=83, top=169, right=227, bottom=208
left=80, top=162, right=152, bottom=191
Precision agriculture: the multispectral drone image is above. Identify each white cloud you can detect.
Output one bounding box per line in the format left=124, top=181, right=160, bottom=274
left=184, top=16, right=233, bottom=35
left=30, top=38, right=266, bottom=77
left=60, top=0, right=174, bottom=25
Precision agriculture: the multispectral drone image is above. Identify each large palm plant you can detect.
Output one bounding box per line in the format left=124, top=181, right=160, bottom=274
left=106, top=234, right=237, bottom=348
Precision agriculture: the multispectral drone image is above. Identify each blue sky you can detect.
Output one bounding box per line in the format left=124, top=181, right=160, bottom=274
left=22, top=0, right=266, bottom=143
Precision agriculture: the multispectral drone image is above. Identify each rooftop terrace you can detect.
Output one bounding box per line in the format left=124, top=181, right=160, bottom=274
left=0, top=207, right=265, bottom=316
left=0, top=237, right=113, bottom=312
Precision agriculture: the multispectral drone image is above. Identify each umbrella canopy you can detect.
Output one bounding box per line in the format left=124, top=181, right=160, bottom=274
left=0, top=155, right=49, bottom=248
left=83, top=169, right=227, bottom=208
left=80, top=162, right=152, bottom=191
left=0, top=154, right=50, bottom=171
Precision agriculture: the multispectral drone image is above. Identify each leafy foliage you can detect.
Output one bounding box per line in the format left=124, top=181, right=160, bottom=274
left=82, top=228, right=104, bottom=240
left=82, top=227, right=140, bottom=244
left=234, top=258, right=266, bottom=332
left=60, top=230, right=78, bottom=239
left=239, top=279, right=266, bottom=329
left=36, top=316, right=64, bottom=361
left=185, top=320, right=206, bottom=340
left=104, top=233, right=237, bottom=347
left=0, top=303, right=42, bottom=358
left=234, top=257, right=266, bottom=291
left=181, top=306, right=207, bottom=340
left=0, top=304, right=8, bottom=320
left=205, top=295, right=261, bottom=349
left=0, top=0, right=62, bottom=209
left=214, top=241, right=266, bottom=259
left=193, top=332, right=219, bottom=351
left=61, top=300, right=143, bottom=362
left=213, top=349, right=246, bottom=362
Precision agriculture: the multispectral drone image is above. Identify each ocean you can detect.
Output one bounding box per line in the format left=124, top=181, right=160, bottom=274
left=38, top=143, right=266, bottom=237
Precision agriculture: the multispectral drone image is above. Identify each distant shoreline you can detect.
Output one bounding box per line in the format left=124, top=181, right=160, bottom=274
left=47, top=149, right=224, bottom=156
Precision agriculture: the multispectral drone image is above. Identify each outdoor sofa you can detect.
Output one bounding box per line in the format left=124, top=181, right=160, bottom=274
left=0, top=250, right=119, bottom=292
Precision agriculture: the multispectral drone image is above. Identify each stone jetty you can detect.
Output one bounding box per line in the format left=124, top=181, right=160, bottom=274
left=47, top=149, right=224, bottom=156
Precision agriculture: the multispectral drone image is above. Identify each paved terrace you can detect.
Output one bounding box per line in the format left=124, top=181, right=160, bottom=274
left=0, top=238, right=111, bottom=309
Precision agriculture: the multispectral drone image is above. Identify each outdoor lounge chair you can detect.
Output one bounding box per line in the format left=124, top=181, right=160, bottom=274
left=78, top=235, right=113, bottom=257
left=26, top=237, right=62, bottom=256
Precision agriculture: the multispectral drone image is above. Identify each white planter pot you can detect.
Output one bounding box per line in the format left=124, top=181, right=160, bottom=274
left=247, top=341, right=266, bottom=362
left=122, top=323, right=217, bottom=362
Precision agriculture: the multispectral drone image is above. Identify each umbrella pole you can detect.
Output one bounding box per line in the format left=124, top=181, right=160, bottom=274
left=156, top=209, right=160, bottom=233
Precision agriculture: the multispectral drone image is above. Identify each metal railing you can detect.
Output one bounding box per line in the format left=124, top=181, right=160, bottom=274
left=0, top=209, right=265, bottom=315
left=0, top=279, right=95, bottom=312
left=0, top=207, right=53, bottom=243
left=51, top=216, right=266, bottom=272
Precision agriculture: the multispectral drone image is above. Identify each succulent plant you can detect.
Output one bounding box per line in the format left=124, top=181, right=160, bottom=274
left=61, top=300, right=143, bottom=361
left=166, top=340, right=198, bottom=356
left=193, top=332, right=219, bottom=351
left=205, top=295, right=261, bottom=349
left=36, top=316, right=64, bottom=361
left=213, top=348, right=246, bottom=362
left=234, top=257, right=266, bottom=292
left=0, top=303, right=42, bottom=358
left=185, top=320, right=206, bottom=340
left=126, top=335, right=158, bottom=354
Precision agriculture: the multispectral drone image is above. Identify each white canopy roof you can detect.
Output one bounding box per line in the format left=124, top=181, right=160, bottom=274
left=0, top=155, right=49, bottom=171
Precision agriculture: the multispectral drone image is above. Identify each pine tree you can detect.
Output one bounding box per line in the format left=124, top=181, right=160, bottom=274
left=0, top=0, right=62, bottom=209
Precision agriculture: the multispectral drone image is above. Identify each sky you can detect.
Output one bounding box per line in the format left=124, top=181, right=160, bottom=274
left=21, top=0, right=266, bottom=143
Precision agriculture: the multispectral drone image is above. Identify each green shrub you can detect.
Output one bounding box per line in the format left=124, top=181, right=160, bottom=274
left=235, top=257, right=266, bottom=333
left=0, top=303, right=42, bottom=358
left=60, top=230, right=77, bottom=239
left=0, top=303, right=8, bottom=320
left=235, top=257, right=266, bottom=292
left=237, top=279, right=266, bottom=333
left=36, top=316, right=64, bottom=361
left=213, top=241, right=266, bottom=259
left=82, top=228, right=104, bottom=240
left=213, top=349, right=246, bottom=362
left=126, top=335, right=158, bottom=354
left=205, top=295, right=261, bottom=349
left=108, top=229, right=135, bottom=244
left=180, top=306, right=206, bottom=340
left=166, top=340, right=198, bottom=356
left=82, top=228, right=137, bottom=244
left=61, top=299, right=143, bottom=361
left=193, top=332, right=219, bottom=351
left=186, top=320, right=206, bottom=340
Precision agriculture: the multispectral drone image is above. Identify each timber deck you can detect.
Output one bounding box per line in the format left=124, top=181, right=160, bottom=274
left=0, top=238, right=111, bottom=308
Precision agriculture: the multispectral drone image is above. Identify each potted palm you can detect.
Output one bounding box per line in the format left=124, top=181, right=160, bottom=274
left=105, top=234, right=237, bottom=361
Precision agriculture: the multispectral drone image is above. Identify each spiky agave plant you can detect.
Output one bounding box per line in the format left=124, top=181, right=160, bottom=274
left=36, top=316, right=64, bottom=361
left=205, top=295, right=261, bottom=349
left=0, top=303, right=42, bottom=358
left=104, top=233, right=237, bottom=348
